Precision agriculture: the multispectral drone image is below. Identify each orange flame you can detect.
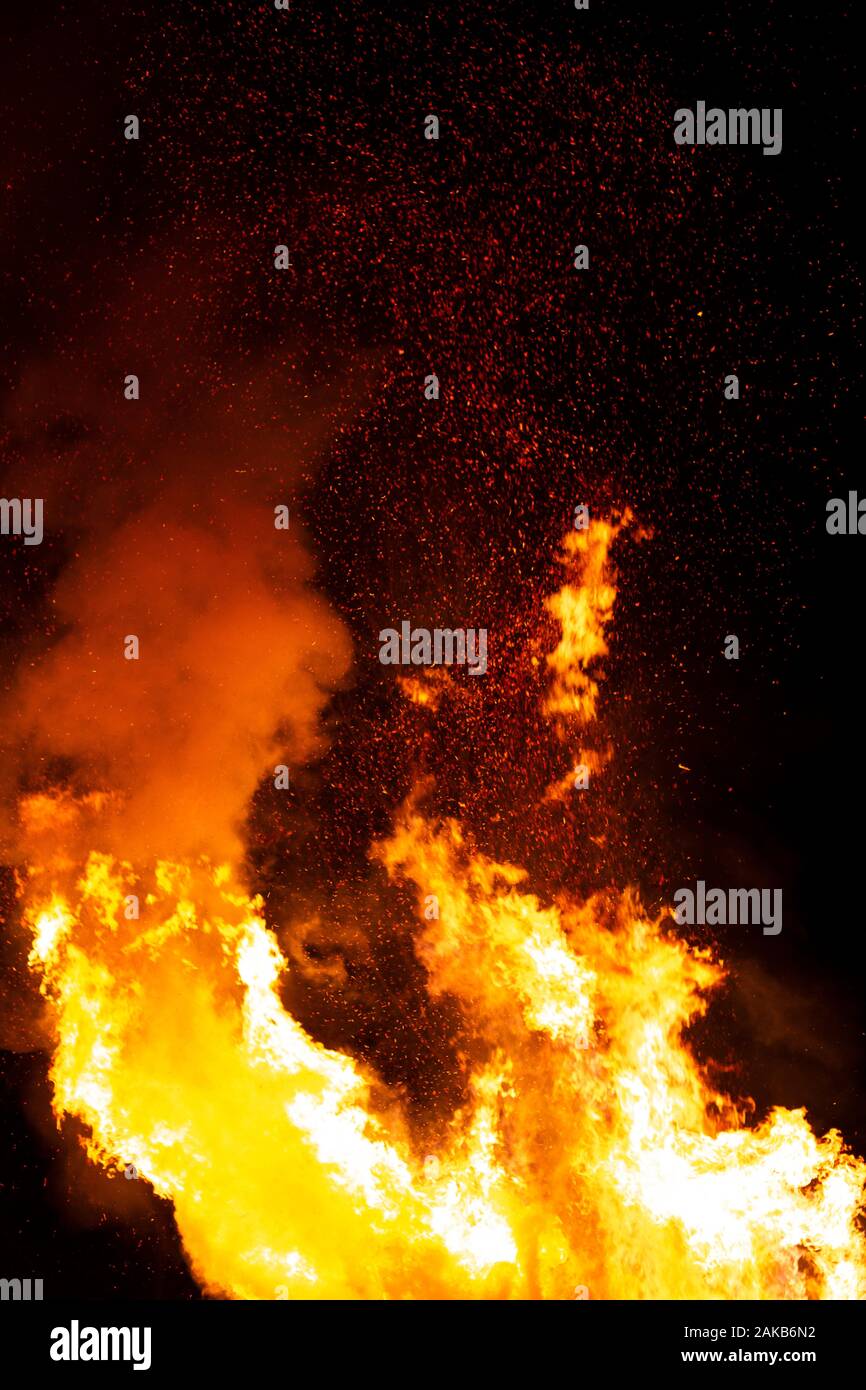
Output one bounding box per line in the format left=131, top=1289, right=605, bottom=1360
left=543, top=512, right=631, bottom=726
left=15, top=520, right=866, bottom=1300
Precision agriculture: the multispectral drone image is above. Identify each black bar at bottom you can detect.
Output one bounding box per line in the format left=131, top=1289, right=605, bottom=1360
left=1, top=1297, right=860, bottom=1376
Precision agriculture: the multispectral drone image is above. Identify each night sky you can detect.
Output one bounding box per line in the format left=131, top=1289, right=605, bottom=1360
left=1, top=0, right=863, bottom=1299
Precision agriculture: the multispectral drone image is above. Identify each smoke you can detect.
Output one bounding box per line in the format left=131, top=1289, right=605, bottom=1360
left=0, top=243, right=357, bottom=867
left=6, top=499, right=352, bottom=864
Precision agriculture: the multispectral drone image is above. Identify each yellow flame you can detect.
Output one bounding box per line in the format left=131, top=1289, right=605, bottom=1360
left=25, top=850, right=525, bottom=1298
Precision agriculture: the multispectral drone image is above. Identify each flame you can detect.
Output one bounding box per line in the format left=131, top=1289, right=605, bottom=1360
left=396, top=670, right=452, bottom=710
left=543, top=513, right=631, bottom=726
left=15, top=518, right=866, bottom=1300
left=23, top=846, right=525, bottom=1298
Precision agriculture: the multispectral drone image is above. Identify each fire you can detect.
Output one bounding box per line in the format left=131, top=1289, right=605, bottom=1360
left=396, top=670, right=452, bottom=710
left=543, top=512, right=632, bottom=726
left=14, top=519, right=866, bottom=1300
left=23, top=846, right=523, bottom=1298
